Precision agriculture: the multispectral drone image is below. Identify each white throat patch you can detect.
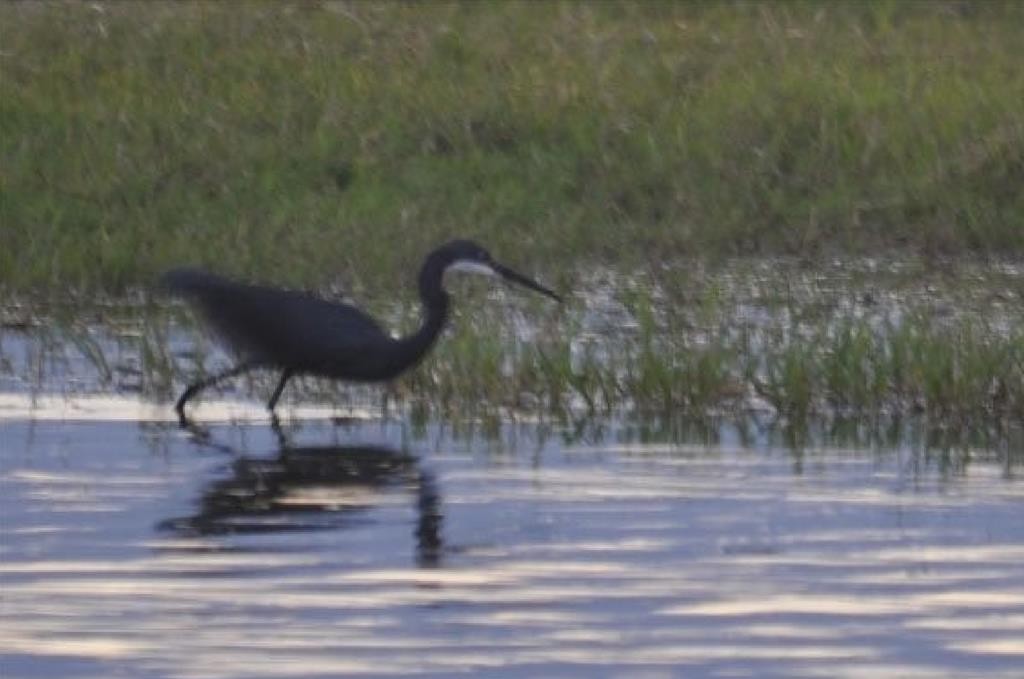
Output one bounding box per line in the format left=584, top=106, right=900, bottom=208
left=445, top=261, right=497, bottom=277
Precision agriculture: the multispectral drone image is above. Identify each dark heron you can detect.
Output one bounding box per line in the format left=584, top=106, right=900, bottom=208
left=161, top=239, right=560, bottom=423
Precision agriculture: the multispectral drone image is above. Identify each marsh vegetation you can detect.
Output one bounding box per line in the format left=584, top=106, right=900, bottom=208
left=1, top=1, right=1021, bottom=435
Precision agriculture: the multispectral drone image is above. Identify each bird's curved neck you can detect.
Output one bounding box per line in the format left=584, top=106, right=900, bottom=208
left=392, top=255, right=450, bottom=371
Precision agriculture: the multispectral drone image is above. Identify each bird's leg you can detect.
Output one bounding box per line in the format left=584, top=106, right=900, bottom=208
left=266, top=368, right=295, bottom=414
left=269, top=412, right=291, bottom=448
left=175, top=362, right=259, bottom=426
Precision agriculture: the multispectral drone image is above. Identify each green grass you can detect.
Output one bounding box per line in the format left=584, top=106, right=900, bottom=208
left=2, top=1, right=1024, bottom=293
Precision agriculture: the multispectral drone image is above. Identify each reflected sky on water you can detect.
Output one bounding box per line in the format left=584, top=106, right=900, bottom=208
left=2, top=414, right=1023, bottom=678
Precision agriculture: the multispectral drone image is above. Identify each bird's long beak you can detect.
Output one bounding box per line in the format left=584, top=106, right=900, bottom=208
left=492, top=262, right=562, bottom=302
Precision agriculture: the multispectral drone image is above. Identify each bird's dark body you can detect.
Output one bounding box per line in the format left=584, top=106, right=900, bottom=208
left=162, top=268, right=426, bottom=381
left=162, top=240, right=558, bottom=423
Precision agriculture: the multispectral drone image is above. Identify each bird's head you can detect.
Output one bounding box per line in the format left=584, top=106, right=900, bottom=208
left=436, top=239, right=561, bottom=302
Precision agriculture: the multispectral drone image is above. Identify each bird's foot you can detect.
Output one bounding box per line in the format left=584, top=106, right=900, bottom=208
left=177, top=412, right=213, bottom=443
left=269, top=413, right=294, bottom=449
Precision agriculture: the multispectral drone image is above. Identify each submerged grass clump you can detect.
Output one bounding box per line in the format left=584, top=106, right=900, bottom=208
left=420, top=309, right=1023, bottom=426
left=2, top=259, right=1019, bottom=439
left=756, top=318, right=1023, bottom=423
left=2, top=1, right=1024, bottom=292
left=404, top=260, right=1024, bottom=429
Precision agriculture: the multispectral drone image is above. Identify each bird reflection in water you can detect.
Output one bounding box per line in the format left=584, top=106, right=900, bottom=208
left=159, top=441, right=443, bottom=567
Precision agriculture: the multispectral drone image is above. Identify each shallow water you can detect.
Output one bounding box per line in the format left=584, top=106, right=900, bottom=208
left=2, top=405, right=1023, bottom=678
left=3, top=257, right=1022, bottom=418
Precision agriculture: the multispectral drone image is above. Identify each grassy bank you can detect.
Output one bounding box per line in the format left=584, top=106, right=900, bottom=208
left=2, top=1, right=1024, bottom=292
